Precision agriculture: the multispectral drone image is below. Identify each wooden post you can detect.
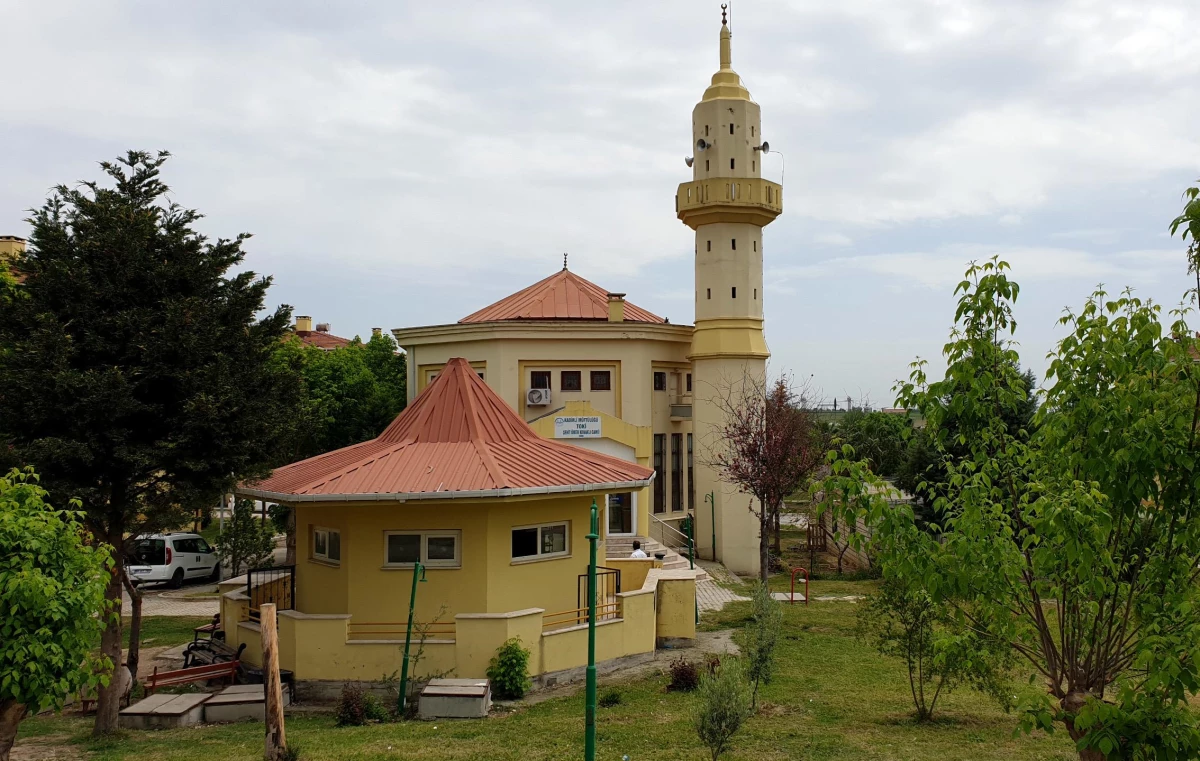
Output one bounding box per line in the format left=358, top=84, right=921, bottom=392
left=260, top=603, right=287, bottom=761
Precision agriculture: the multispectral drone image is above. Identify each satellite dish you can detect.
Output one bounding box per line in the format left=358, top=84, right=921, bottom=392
left=685, top=156, right=694, bottom=167
left=696, top=138, right=709, bottom=151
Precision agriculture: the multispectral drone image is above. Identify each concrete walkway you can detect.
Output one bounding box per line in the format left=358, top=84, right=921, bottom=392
left=122, top=585, right=221, bottom=617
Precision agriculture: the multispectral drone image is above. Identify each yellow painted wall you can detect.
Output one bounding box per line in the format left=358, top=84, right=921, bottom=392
left=484, top=496, right=593, bottom=617
left=455, top=609, right=544, bottom=679
left=655, top=577, right=697, bottom=641
left=295, top=506, right=350, bottom=614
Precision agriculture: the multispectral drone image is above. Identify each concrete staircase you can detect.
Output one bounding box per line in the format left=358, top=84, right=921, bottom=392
left=605, top=536, right=709, bottom=581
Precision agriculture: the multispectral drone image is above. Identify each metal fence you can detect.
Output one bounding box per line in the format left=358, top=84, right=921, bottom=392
left=246, top=565, right=295, bottom=621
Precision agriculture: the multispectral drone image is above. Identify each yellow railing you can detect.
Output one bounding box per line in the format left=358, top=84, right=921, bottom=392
left=542, top=600, right=622, bottom=631
left=347, top=621, right=457, bottom=640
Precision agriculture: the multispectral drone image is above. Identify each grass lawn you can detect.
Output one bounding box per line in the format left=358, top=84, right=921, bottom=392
left=121, top=616, right=212, bottom=651
left=20, top=588, right=1078, bottom=761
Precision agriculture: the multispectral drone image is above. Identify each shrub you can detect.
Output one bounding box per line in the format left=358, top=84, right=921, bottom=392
left=335, top=682, right=367, bottom=726
left=667, top=656, right=701, bottom=692
left=486, top=638, right=532, bottom=700
left=744, top=581, right=783, bottom=708
left=598, top=689, right=622, bottom=708
left=694, top=657, right=752, bottom=761
left=334, top=683, right=390, bottom=726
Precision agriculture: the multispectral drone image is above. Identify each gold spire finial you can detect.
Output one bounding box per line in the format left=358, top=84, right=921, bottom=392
left=721, top=3, right=727, bottom=25
left=563, top=252, right=568, bottom=270
left=719, top=6, right=732, bottom=71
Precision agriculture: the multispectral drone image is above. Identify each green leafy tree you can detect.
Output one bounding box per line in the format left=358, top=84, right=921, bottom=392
left=216, top=498, right=275, bottom=577
left=744, top=581, right=783, bottom=709
left=825, top=234, right=1200, bottom=758
left=857, top=576, right=1012, bottom=721
left=694, top=657, right=752, bottom=761
left=835, top=410, right=911, bottom=477
left=0, top=151, right=305, bottom=734
left=0, top=469, right=111, bottom=761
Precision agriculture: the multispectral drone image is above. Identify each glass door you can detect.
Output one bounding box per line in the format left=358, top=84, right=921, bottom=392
left=607, top=492, right=635, bottom=536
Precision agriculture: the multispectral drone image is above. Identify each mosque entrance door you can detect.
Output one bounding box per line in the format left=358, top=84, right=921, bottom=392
left=607, top=492, right=636, bottom=536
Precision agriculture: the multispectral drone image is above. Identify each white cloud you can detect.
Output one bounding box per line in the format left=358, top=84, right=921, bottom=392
left=813, top=232, right=853, bottom=246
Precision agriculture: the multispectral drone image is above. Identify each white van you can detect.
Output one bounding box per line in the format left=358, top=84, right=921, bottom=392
left=127, top=533, right=220, bottom=587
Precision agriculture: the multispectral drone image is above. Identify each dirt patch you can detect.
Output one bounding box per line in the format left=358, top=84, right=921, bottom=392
left=10, top=734, right=80, bottom=761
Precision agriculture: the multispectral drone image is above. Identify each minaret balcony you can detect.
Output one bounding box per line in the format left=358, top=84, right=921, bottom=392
left=675, top=178, right=783, bottom=230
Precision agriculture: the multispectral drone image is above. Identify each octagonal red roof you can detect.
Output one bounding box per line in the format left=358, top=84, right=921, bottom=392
left=241, top=358, right=653, bottom=502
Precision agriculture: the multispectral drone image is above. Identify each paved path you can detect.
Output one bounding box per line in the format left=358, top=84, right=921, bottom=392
left=696, top=579, right=749, bottom=612
left=122, top=585, right=221, bottom=617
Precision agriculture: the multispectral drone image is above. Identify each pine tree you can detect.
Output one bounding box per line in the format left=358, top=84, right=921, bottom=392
left=0, top=151, right=305, bottom=735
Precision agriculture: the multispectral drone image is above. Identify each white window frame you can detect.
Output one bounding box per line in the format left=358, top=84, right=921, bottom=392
left=511, top=521, right=570, bottom=562
left=312, top=526, right=341, bottom=565
left=383, top=530, right=462, bottom=569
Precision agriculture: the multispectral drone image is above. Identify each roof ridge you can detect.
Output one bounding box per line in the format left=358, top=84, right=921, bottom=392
left=453, top=361, right=509, bottom=487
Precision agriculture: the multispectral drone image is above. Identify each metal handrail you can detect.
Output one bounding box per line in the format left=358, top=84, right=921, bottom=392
left=649, top=514, right=690, bottom=553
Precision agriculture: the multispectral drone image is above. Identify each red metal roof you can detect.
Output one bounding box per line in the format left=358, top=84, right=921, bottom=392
left=459, top=268, right=664, bottom=324
left=243, top=358, right=653, bottom=501
left=294, top=329, right=353, bottom=350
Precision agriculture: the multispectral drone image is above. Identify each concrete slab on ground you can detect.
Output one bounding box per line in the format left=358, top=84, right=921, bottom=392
left=419, top=679, right=491, bottom=719
left=204, top=683, right=290, bottom=723
left=119, top=692, right=210, bottom=729
left=771, top=591, right=806, bottom=603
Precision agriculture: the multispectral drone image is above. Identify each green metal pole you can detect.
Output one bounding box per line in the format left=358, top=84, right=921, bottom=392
left=688, top=516, right=699, bottom=625
left=398, top=561, right=424, bottom=716
left=585, top=498, right=599, bottom=761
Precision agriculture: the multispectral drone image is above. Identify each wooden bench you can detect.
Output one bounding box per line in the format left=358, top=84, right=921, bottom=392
left=192, top=614, right=222, bottom=645
left=145, top=661, right=240, bottom=695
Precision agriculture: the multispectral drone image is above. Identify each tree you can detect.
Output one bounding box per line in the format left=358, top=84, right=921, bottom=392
left=710, top=374, right=824, bottom=581
left=830, top=238, right=1200, bottom=758
left=835, top=410, right=911, bottom=477
left=0, top=151, right=305, bottom=734
left=744, top=581, right=782, bottom=709
left=857, top=577, right=1011, bottom=721
left=693, top=657, right=751, bottom=761
left=216, top=498, right=276, bottom=577
left=0, top=469, right=111, bottom=761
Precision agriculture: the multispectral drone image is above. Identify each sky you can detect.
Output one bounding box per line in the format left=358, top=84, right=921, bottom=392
left=2, top=0, right=1198, bottom=406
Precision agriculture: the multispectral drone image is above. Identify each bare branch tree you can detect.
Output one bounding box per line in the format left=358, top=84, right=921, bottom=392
left=708, top=371, right=825, bottom=581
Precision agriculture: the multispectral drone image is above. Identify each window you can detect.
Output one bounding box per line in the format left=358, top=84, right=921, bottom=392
left=688, top=433, right=695, bottom=511
left=705, top=160, right=709, bottom=171
left=653, top=371, right=667, bottom=391
left=511, top=522, right=569, bottom=560
left=753, top=240, right=757, bottom=251
left=590, top=370, right=611, bottom=391
left=671, top=433, right=683, bottom=512
left=705, top=125, right=710, bottom=137
left=752, top=160, right=755, bottom=172
left=706, top=240, right=711, bottom=252
left=384, top=531, right=461, bottom=568
left=731, top=238, right=736, bottom=250
left=653, top=435, right=665, bottom=514
left=732, top=287, right=737, bottom=298
left=751, top=125, right=755, bottom=137
left=754, top=288, right=758, bottom=299
left=729, top=123, right=734, bottom=135
left=196, top=538, right=213, bottom=554
left=531, top=371, right=551, bottom=389
left=561, top=370, right=582, bottom=391
left=686, top=373, right=692, bottom=392
left=706, top=288, right=711, bottom=300
left=313, top=527, right=341, bottom=564
left=173, top=538, right=197, bottom=553
left=730, top=158, right=735, bottom=170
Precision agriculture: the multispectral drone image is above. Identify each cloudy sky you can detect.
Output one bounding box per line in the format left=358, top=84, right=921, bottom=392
left=2, top=0, right=1197, bottom=405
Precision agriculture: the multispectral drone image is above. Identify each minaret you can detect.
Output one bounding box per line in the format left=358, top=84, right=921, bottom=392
left=677, top=7, right=782, bottom=577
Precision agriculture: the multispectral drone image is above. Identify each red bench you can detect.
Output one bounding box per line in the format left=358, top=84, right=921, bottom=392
left=145, top=661, right=240, bottom=695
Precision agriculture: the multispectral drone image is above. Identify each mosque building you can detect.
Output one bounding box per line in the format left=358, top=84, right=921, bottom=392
left=393, top=8, right=782, bottom=576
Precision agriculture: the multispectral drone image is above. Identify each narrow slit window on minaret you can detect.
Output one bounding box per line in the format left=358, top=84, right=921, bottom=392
left=707, top=288, right=711, bottom=299
left=732, top=287, right=737, bottom=298
left=730, top=159, right=735, bottom=170
left=729, top=123, right=734, bottom=135
left=731, top=238, right=736, bottom=250
left=751, top=126, right=755, bottom=137
left=705, top=160, right=710, bottom=172
left=753, top=241, right=757, bottom=252
left=705, top=125, right=710, bottom=137
left=706, top=240, right=711, bottom=252
left=752, top=160, right=755, bottom=172
left=754, top=289, right=758, bottom=299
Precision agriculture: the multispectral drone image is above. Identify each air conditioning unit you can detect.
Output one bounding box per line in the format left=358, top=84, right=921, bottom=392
left=526, top=388, right=552, bottom=406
